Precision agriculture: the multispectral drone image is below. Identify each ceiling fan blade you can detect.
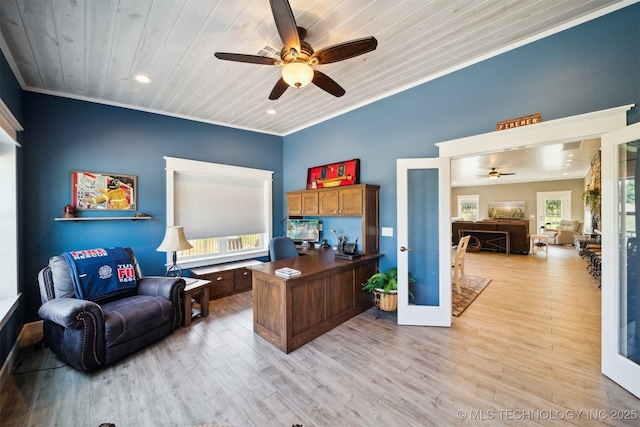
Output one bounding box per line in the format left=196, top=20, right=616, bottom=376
left=214, top=52, right=278, bottom=65
left=312, top=37, right=378, bottom=64
left=312, top=70, right=345, bottom=97
left=269, top=0, right=300, bottom=53
left=269, top=78, right=289, bottom=100
left=500, top=172, right=516, bottom=175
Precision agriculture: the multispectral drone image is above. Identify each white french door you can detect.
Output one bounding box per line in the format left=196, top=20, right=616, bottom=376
left=396, top=158, right=451, bottom=326
left=601, top=122, right=640, bottom=398
left=536, top=191, right=571, bottom=232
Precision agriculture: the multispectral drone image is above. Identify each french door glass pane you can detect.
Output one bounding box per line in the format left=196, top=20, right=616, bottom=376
left=544, top=199, right=562, bottom=228
left=618, top=141, right=639, bottom=364
left=408, top=169, right=439, bottom=306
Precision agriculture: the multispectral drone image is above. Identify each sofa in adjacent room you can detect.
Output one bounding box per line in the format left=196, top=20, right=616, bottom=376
left=37, top=247, right=185, bottom=372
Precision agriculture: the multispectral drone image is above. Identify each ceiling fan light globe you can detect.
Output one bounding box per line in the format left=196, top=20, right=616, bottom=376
left=282, top=62, right=313, bottom=88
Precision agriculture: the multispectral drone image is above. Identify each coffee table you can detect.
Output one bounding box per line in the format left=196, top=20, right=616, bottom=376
left=182, top=278, right=212, bottom=326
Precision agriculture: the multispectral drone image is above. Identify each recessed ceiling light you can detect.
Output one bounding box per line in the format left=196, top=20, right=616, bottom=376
left=267, top=109, right=277, bottom=115
left=134, top=74, right=151, bottom=83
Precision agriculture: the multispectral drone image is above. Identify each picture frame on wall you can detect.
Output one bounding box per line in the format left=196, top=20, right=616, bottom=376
left=487, top=201, right=525, bottom=219
left=306, top=158, right=360, bottom=189
left=71, top=170, right=137, bottom=210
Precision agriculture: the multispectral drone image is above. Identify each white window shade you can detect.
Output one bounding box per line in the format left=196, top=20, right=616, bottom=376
left=175, top=172, right=266, bottom=239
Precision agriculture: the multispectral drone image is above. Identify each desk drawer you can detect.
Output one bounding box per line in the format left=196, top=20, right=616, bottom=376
left=234, top=268, right=252, bottom=292
left=204, top=271, right=234, bottom=299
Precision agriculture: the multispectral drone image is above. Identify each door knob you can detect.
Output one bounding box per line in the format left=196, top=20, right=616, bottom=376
left=400, top=246, right=412, bottom=252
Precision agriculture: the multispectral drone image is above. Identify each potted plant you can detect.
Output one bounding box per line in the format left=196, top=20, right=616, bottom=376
left=582, top=185, right=601, bottom=230
left=362, top=267, right=415, bottom=312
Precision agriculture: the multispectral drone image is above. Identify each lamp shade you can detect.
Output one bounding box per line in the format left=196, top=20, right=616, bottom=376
left=281, top=62, right=314, bottom=88
left=156, top=226, right=193, bottom=252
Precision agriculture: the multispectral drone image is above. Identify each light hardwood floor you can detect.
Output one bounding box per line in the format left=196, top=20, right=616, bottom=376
left=1, top=246, right=638, bottom=427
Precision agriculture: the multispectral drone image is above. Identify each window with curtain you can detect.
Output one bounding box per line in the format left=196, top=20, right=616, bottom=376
left=164, top=156, right=273, bottom=268
left=0, top=99, right=23, bottom=326
left=457, top=195, right=479, bottom=221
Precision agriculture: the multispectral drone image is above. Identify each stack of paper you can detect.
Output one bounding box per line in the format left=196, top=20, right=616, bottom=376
left=275, top=267, right=301, bottom=278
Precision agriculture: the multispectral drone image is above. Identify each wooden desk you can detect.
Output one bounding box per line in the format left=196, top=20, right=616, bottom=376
left=249, top=248, right=382, bottom=353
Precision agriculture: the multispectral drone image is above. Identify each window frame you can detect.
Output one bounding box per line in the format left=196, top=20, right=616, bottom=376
left=0, top=98, right=23, bottom=327
left=163, top=156, right=273, bottom=269
left=457, top=194, right=480, bottom=221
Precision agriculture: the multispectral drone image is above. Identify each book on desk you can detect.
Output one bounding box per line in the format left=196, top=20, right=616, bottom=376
left=275, top=267, right=301, bottom=278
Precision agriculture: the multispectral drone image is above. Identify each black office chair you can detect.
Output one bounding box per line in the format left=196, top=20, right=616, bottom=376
left=269, top=236, right=300, bottom=261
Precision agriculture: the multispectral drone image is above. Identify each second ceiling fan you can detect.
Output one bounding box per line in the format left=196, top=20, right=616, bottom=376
left=488, top=168, right=516, bottom=180
left=214, top=0, right=378, bottom=100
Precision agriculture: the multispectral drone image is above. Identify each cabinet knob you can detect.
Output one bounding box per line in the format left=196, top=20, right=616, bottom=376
left=243, top=271, right=249, bottom=276
left=216, top=276, right=224, bottom=281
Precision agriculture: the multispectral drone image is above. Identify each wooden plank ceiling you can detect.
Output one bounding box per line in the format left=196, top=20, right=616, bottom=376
left=0, top=0, right=630, bottom=140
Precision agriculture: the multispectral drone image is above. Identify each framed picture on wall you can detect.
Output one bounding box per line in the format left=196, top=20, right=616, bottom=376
left=306, top=158, right=360, bottom=189
left=71, top=170, right=137, bottom=210
left=487, top=201, right=525, bottom=219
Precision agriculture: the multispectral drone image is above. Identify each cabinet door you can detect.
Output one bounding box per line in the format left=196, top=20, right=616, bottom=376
left=287, top=193, right=302, bottom=215
left=338, top=187, right=363, bottom=215
left=318, top=190, right=339, bottom=215
left=300, top=192, right=319, bottom=215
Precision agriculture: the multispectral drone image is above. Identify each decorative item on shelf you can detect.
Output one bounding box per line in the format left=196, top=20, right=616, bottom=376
left=62, top=204, right=74, bottom=218
left=156, top=226, right=193, bottom=277
left=362, top=267, right=415, bottom=313
left=134, top=212, right=151, bottom=218
left=306, top=159, right=359, bottom=189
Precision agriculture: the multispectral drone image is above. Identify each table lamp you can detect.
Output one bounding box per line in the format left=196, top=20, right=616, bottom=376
left=156, top=226, right=193, bottom=277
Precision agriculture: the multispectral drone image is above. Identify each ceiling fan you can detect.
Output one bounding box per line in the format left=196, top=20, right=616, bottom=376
left=214, top=0, right=378, bottom=100
left=487, top=168, right=516, bottom=180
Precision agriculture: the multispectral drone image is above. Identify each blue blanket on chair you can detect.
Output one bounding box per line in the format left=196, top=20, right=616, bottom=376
left=63, top=247, right=137, bottom=301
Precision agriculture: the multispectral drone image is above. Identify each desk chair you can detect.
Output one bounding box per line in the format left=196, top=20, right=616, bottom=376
left=269, top=236, right=300, bottom=261
left=452, top=235, right=471, bottom=294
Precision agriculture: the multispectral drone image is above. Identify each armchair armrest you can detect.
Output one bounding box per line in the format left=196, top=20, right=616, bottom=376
left=138, top=276, right=185, bottom=300
left=38, top=298, right=103, bottom=328
left=138, top=276, right=185, bottom=330
left=38, top=298, right=106, bottom=371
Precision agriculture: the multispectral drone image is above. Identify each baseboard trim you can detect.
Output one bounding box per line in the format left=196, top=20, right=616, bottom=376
left=0, top=320, right=44, bottom=388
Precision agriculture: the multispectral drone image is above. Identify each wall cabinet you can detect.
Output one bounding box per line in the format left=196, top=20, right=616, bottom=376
left=318, top=187, right=363, bottom=215
left=286, top=184, right=380, bottom=255
left=287, top=191, right=319, bottom=215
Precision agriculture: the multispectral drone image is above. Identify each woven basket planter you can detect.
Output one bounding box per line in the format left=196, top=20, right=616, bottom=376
left=373, top=289, right=398, bottom=312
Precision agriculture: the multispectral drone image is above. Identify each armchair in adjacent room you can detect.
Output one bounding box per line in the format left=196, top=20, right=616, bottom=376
left=37, top=247, right=185, bottom=372
left=543, top=219, right=582, bottom=245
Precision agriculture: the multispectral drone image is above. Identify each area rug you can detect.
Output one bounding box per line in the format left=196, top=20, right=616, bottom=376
left=452, top=275, right=492, bottom=316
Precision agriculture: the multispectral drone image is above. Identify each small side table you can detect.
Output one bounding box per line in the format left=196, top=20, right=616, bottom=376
left=530, top=234, right=549, bottom=258
left=182, top=278, right=212, bottom=327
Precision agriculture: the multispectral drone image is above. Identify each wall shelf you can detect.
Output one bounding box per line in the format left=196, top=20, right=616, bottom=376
left=54, top=216, right=151, bottom=221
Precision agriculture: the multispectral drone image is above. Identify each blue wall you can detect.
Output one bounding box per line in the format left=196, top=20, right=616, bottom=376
left=3, top=3, right=639, bottom=363
left=283, top=4, right=640, bottom=272
left=22, top=95, right=283, bottom=321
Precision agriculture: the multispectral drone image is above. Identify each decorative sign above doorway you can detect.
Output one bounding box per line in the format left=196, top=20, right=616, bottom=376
left=496, top=113, right=541, bottom=131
